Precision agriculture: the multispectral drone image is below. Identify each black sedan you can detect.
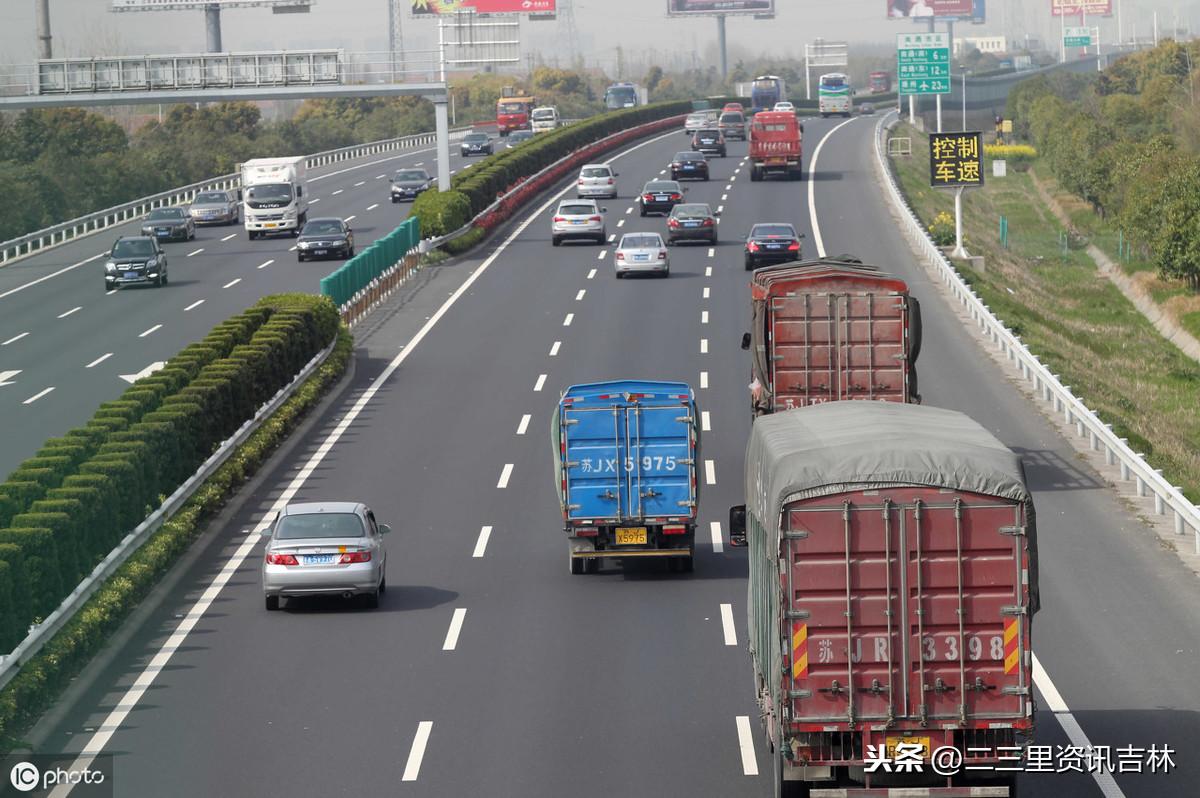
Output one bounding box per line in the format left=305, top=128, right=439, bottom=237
left=390, top=168, right=433, bottom=202
left=691, top=129, right=727, bottom=157
left=744, top=222, right=805, bottom=270
left=296, top=218, right=355, bottom=262
left=670, top=151, right=709, bottom=181
left=460, top=132, right=494, bottom=157
left=638, top=180, right=686, bottom=217
left=667, top=203, right=720, bottom=245
left=141, top=207, right=195, bottom=242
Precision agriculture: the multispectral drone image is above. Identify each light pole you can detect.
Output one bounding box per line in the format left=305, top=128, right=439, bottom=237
left=960, top=65, right=967, bottom=131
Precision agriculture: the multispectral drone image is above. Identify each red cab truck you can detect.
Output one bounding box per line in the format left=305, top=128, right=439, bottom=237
left=868, top=71, right=892, bottom=93
left=496, top=95, right=536, bottom=136
left=730, top=402, right=1038, bottom=798
left=741, top=256, right=921, bottom=416
left=749, top=110, right=803, bottom=181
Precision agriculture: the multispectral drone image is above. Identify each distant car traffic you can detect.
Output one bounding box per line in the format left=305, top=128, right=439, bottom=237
left=667, top=203, right=720, bottom=246
left=296, top=218, right=354, bottom=261
left=460, top=131, right=494, bottom=156
left=684, top=110, right=718, bottom=135
left=859, top=102, right=875, bottom=115
left=577, top=164, right=619, bottom=199
left=530, top=106, right=560, bottom=132
left=718, top=111, right=746, bottom=140
left=506, top=129, right=536, bottom=148
left=744, top=222, right=805, bottom=270
left=552, top=199, right=607, bottom=246
left=671, top=151, right=709, bottom=181
left=389, top=168, right=433, bottom=203
left=723, top=102, right=745, bottom=113
left=691, top=128, right=727, bottom=157
left=773, top=101, right=796, bottom=112
left=188, top=190, right=239, bottom=225
left=104, top=236, right=169, bottom=290
left=638, top=180, right=685, bottom=216
left=614, top=232, right=669, bottom=278
left=141, top=207, right=195, bottom=242
left=261, top=502, right=391, bottom=611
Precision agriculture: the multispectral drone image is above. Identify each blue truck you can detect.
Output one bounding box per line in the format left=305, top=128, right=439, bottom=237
left=552, top=380, right=700, bottom=574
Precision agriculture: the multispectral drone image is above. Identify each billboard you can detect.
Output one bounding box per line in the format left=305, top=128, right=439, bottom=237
left=1051, top=0, right=1111, bottom=16
left=887, top=0, right=972, bottom=18
left=667, top=0, right=775, bottom=15
left=412, top=0, right=556, bottom=14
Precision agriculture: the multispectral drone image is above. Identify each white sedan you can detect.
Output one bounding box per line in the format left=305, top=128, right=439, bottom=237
left=773, top=101, right=796, bottom=112
left=614, top=232, right=669, bottom=278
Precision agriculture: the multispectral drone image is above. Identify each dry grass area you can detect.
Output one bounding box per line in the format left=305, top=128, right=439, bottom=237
left=890, top=122, right=1200, bottom=501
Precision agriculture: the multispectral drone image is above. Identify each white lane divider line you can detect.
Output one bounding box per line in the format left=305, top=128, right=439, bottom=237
left=1033, top=653, right=1128, bottom=798
left=517, top=414, right=531, bottom=435
left=23, top=387, right=54, bottom=405
left=401, top=721, right=433, bottom=782
left=705, top=459, right=716, bottom=485
left=367, top=203, right=379, bottom=211
left=625, top=207, right=632, bottom=215
left=703, top=286, right=711, bottom=299
left=597, top=250, right=608, bottom=260
left=807, top=116, right=857, bottom=258
left=607, top=234, right=616, bottom=242
left=721, top=193, right=728, bottom=201
left=710, top=521, right=724, bottom=554
left=0, top=252, right=105, bottom=302
left=563, top=313, right=574, bottom=327
left=138, top=324, right=162, bottom=338
left=702, top=410, right=711, bottom=431
left=85, top=353, right=113, bottom=369
left=717, top=205, right=724, bottom=214
left=700, top=371, right=709, bottom=389
left=220, top=233, right=237, bottom=242
left=736, top=716, right=759, bottom=776
left=725, top=184, right=733, bottom=191
left=720, top=604, right=737, bottom=646
left=184, top=299, right=205, bottom=311
left=534, top=373, right=547, bottom=392
left=659, top=169, right=667, bottom=175
left=472, top=525, right=493, bottom=558
left=734, top=167, right=741, bottom=174
left=376, top=173, right=387, bottom=179
left=705, top=266, right=712, bottom=277
left=575, top=289, right=586, bottom=301
left=414, top=162, right=424, bottom=167
left=310, top=198, right=322, bottom=204
left=2, top=332, right=29, bottom=346
left=223, top=278, right=241, bottom=289
left=707, top=247, right=715, bottom=258
left=702, top=310, right=710, bottom=324
left=700, top=338, right=708, bottom=354
left=587, top=268, right=597, bottom=280
left=442, top=608, right=467, bottom=651
left=354, top=181, right=366, bottom=187
left=497, top=463, right=514, bottom=489
left=289, top=246, right=298, bottom=251
left=105, top=289, right=117, bottom=296
left=257, top=259, right=274, bottom=270
left=344, top=215, right=357, bottom=222
left=617, top=219, right=625, bottom=228
left=730, top=175, right=737, bottom=182
left=332, top=189, right=344, bottom=196
left=549, top=341, right=561, bottom=357
left=186, top=248, right=204, bottom=257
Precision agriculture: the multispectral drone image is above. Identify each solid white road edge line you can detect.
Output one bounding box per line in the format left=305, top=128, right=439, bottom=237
left=50, top=124, right=684, bottom=781
left=517, top=414, right=531, bottom=435
left=710, top=521, right=723, bottom=554
left=720, top=603, right=737, bottom=646
left=442, top=608, right=467, bottom=651
left=736, top=716, right=759, bottom=776
left=807, top=116, right=857, bottom=258
left=497, top=463, right=514, bottom=489
left=472, top=525, right=492, bottom=558
left=402, top=721, right=434, bottom=781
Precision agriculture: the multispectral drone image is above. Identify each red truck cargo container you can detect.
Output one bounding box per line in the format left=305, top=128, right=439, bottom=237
left=731, top=402, right=1039, bottom=798
left=749, top=110, right=803, bottom=181
left=743, top=257, right=921, bottom=416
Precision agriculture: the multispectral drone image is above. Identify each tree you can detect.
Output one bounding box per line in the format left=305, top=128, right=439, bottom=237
left=643, top=65, right=664, bottom=94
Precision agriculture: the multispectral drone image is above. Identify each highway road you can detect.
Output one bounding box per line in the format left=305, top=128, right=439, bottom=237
left=0, top=137, right=480, bottom=479
left=20, top=118, right=1200, bottom=798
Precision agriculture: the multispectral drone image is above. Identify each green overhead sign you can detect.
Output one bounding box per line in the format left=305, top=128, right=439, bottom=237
left=897, top=32, right=950, bottom=96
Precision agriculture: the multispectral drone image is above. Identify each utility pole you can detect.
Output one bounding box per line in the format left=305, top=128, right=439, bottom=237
left=35, top=0, right=52, bottom=59
left=717, top=15, right=728, bottom=80
left=204, top=3, right=222, bottom=53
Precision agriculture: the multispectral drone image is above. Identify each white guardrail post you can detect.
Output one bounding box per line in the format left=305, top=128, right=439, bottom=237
left=873, top=111, right=1200, bottom=556
left=0, top=341, right=336, bottom=689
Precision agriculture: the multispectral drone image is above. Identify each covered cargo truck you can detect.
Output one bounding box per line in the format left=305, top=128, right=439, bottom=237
left=743, top=256, right=921, bottom=416
left=553, top=380, right=700, bottom=574
left=730, top=402, right=1038, bottom=798
left=749, top=110, right=803, bottom=181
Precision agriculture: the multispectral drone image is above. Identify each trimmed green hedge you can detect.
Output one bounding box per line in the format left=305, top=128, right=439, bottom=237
left=0, top=325, right=353, bottom=755
left=0, top=293, right=339, bottom=655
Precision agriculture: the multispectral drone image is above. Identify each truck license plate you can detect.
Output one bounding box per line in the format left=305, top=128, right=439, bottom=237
left=615, top=527, right=647, bottom=545
left=884, top=736, right=931, bottom=761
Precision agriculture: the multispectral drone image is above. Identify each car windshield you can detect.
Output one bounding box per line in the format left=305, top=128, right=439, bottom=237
left=246, top=184, right=292, bottom=202
left=581, top=167, right=611, bottom=178
left=395, top=170, right=428, bottom=181
left=752, top=225, right=796, bottom=238
left=687, top=114, right=707, bottom=122
left=497, top=102, right=525, bottom=114
left=112, top=239, right=155, bottom=258
left=148, top=208, right=185, bottom=220
left=275, top=512, right=364, bottom=540
left=559, top=204, right=597, bottom=215
left=302, top=221, right=344, bottom=236
left=194, top=192, right=228, bottom=204
left=621, top=234, right=662, bottom=249
left=511, top=132, right=533, bottom=141
left=465, top=133, right=488, bottom=142
left=644, top=182, right=677, bottom=192
left=674, top=204, right=711, bottom=218
left=720, top=114, right=743, bottom=123
left=532, top=109, right=555, bottom=119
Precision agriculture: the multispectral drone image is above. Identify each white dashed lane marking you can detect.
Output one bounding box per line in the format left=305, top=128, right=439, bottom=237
left=497, top=464, right=514, bottom=489
left=549, top=341, right=561, bottom=356
left=23, top=387, right=54, bottom=405
left=184, top=300, right=205, bottom=311
left=700, top=371, right=709, bottom=389
left=57, top=306, right=82, bottom=319
left=138, top=324, right=162, bottom=338
left=534, top=374, right=547, bottom=391
left=2, top=332, right=29, bottom=346
left=224, top=279, right=241, bottom=289
left=517, top=414, right=531, bottom=435
left=85, top=353, right=112, bottom=369
left=472, top=526, right=492, bottom=558
left=701, top=410, right=711, bottom=431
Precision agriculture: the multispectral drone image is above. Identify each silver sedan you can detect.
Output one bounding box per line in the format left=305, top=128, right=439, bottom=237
left=614, top=232, right=669, bottom=278
left=261, top=502, right=391, bottom=610
left=188, top=190, right=240, bottom=225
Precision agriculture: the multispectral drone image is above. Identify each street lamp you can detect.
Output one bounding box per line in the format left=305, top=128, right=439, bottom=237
left=959, top=64, right=968, bottom=131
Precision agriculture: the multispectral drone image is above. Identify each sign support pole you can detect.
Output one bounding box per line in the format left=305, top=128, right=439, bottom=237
left=909, top=94, right=915, bottom=125
left=435, top=98, right=450, bottom=192
left=953, top=186, right=967, bottom=258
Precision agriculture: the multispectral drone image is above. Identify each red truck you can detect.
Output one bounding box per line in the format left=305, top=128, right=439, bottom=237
left=730, top=401, right=1038, bottom=798
left=868, top=70, right=892, bottom=93
left=749, top=110, right=803, bottom=181
left=496, top=95, right=536, bottom=136
left=741, top=256, right=921, bottom=416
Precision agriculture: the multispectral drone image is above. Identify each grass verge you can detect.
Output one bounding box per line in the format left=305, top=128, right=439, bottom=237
left=889, top=121, right=1200, bottom=502
left=0, top=326, right=354, bottom=754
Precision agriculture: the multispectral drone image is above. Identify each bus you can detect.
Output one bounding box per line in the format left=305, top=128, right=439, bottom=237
left=750, top=75, right=785, bottom=114
left=818, top=72, right=851, bottom=117
left=868, top=70, right=891, bottom=93
left=604, top=82, right=640, bottom=109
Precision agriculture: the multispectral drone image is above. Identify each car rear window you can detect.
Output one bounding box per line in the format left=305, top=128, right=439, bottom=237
left=720, top=114, right=743, bottom=123
left=644, top=182, right=677, bottom=192
left=621, top=235, right=661, bottom=249
left=559, top=204, right=595, bottom=215
left=752, top=225, right=796, bottom=238
left=580, top=167, right=611, bottom=178
left=674, top=204, right=710, bottom=216
left=275, top=512, right=364, bottom=540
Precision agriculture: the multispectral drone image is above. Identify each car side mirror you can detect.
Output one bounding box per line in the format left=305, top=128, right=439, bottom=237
left=236, top=189, right=243, bottom=201
left=260, top=527, right=273, bottom=537
left=613, top=172, right=620, bottom=176
left=388, top=178, right=394, bottom=183
left=799, top=232, right=807, bottom=238
left=740, top=332, right=751, bottom=350
left=714, top=210, right=722, bottom=217
left=378, top=524, right=392, bottom=535
left=296, top=186, right=304, bottom=197
left=601, top=207, right=609, bottom=213
left=683, top=187, right=689, bottom=193
left=729, top=505, right=747, bottom=547
left=799, top=124, right=805, bottom=134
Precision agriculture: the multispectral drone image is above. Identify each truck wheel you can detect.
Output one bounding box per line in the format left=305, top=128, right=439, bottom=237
left=569, top=552, right=585, bottom=575
left=750, top=166, right=762, bottom=182
left=585, top=558, right=599, bottom=574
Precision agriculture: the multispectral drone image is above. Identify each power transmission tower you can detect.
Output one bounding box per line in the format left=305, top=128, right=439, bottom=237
left=561, top=0, right=580, bottom=68
left=389, top=0, right=407, bottom=82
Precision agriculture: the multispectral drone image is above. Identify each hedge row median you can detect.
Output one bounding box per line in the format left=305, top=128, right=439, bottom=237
left=0, top=293, right=339, bottom=654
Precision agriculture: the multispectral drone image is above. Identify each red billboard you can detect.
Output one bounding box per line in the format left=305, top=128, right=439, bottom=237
left=412, top=0, right=556, bottom=13
left=668, top=0, right=775, bottom=14
left=887, top=0, right=973, bottom=17
left=1051, top=0, right=1111, bottom=16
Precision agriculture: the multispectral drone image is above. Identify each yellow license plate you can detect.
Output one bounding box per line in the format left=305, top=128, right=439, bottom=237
left=615, top=527, right=647, bottom=545
left=885, top=736, right=931, bottom=760
left=265, top=223, right=277, bottom=228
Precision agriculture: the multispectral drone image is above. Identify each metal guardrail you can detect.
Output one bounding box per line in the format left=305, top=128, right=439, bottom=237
left=0, top=340, right=336, bottom=690
left=0, top=126, right=470, bottom=266
left=874, top=111, right=1200, bottom=555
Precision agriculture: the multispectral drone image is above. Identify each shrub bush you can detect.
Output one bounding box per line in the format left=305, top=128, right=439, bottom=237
left=985, top=143, right=1037, bottom=171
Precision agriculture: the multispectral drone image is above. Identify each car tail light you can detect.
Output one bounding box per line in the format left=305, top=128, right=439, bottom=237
left=668, top=218, right=680, bottom=228
left=338, top=550, right=372, bottom=564
left=788, top=241, right=801, bottom=251
left=658, top=250, right=667, bottom=260
left=748, top=242, right=760, bottom=252
left=663, top=525, right=687, bottom=535
left=616, top=251, right=625, bottom=260
left=671, top=193, right=682, bottom=201
left=672, top=162, right=681, bottom=168
left=643, top=194, right=654, bottom=202
left=553, top=216, right=566, bottom=223
left=265, top=553, right=298, bottom=566
left=578, top=180, right=585, bottom=185
left=575, top=527, right=599, bottom=537
left=589, top=215, right=603, bottom=222
left=701, top=218, right=714, bottom=226
left=607, top=178, right=614, bottom=185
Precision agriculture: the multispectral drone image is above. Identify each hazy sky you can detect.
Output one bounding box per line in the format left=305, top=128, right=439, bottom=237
left=4, top=0, right=1197, bottom=74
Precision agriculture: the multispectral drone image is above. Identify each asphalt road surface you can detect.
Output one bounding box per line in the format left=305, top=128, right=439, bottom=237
left=20, top=118, right=1200, bottom=798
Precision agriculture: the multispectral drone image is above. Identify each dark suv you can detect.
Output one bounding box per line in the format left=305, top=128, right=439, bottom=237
left=691, top=128, right=727, bottom=157
left=104, top=236, right=169, bottom=290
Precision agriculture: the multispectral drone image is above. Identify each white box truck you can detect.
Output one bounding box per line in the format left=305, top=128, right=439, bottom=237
left=241, top=156, right=308, bottom=239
